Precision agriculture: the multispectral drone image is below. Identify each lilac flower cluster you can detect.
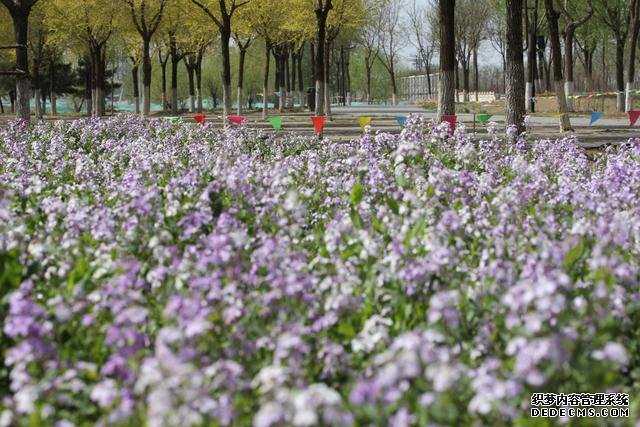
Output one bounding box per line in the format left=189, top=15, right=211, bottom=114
left=1, top=116, right=639, bottom=425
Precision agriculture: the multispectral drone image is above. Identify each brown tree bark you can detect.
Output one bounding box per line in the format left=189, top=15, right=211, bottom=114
left=314, top=0, right=332, bottom=116
left=49, top=55, right=56, bottom=116
left=238, top=48, right=246, bottom=114
left=544, top=0, right=572, bottom=131
left=526, top=0, right=538, bottom=112
left=31, top=29, right=44, bottom=119
left=505, top=0, right=526, bottom=134
left=291, top=50, right=297, bottom=105
left=473, top=47, right=479, bottom=102
left=169, top=33, right=182, bottom=115
left=297, top=44, right=304, bottom=106
left=626, top=0, right=640, bottom=111
left=131, top=59, right=140, bottom=115
left=599, top=2, right=630, bottom=112
left=262, top=40, right=270, bottom=119
left=90, top=44, right=106, bottom=117
left=158, top=48, right=169, bottom=111
left=196, top=47, right=204, bottom=113
left=0, top=0, right=37, bottom=121
left=185, top=56, right=196, bottom=113
left=84, top=56, right=92, bottom=116
left=323, top=40, right=331, bottom=118
left=124, top=0, right=167, bottom=116
left=437, top=0, right=456, bottom=119
left=191, top=0, right=247, bottom=118
left=559, top=0, right=593, bottom=112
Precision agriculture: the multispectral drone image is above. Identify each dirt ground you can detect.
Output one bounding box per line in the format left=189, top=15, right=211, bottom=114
left=434, top=94, right=640, bottom=118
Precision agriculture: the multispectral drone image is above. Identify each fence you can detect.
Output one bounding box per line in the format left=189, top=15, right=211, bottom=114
left=401, top=73, right=498, bottom=104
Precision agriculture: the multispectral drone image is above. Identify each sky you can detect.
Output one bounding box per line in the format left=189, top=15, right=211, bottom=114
left=398, top=0, right=502, bottom=68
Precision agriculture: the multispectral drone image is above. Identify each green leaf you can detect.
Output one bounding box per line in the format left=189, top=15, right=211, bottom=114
left=337, top=320, right=356, bottom=339
left=564, top=238, right=586, bottom=272
left=386, top=197, right=400, bottom=215
left=350, top=181, right=363, bottom=205
left=341, top=244, right=360, bottom=261
left=350, top=208, right=364, bottom=229
left=396, top=174, right=409, bottom=188
left=0, top=249, right=23, bottom=290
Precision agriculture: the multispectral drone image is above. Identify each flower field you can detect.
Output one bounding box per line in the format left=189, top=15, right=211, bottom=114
left=1, top=116, right=639, bottom=426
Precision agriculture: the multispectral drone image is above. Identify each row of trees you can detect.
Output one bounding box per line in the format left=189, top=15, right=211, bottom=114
left=2, top=0, right=640, bottom=132
left=1, top=0, right=373, bottom=122
left=436, top=0, right=640, bottom=132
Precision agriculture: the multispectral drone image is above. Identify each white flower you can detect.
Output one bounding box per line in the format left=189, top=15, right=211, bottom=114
left=0, top=410, right=13, bottom=427
left=351, top=315, right=392, bottom=353
left=15, top=385, right=38, bottom=414
left=253, top=402, right=286, bottom=427
left=252, top=365, right=288, bottom=394
left=90, top=379, right=119, bottom=408
left=292, top=408, right=317, bottom=427
left=284, top=189, right=300, bottom=211
left=592, top=342, right=629, bottom=365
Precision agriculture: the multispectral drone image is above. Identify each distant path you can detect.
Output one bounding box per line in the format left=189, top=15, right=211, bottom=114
left=332, top=105, right=634, bottom=127
left=331, top=105, right=640, bottom=148
left=2, top=105, right=639, bottom=148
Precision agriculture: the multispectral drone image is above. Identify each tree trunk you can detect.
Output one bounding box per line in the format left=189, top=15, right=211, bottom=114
left=583, top=47, right=594, bottom=91
left=85, top=56, right=92, bottom=116
left=32, top=32, right=44, bottom=119
left=8, top=7, right=31, bottom=121
left=49, top=57, right=57, bottom=116
left=263, top=41, right=270, bottom=119
left=390, top=69, right=397, bottom=105
left=462, top=61, right=470, bottom=102
left=323, top=41, right=331, bottom=118
left=365, top=60, right=372, bottom=103
left=159, top=52, right=168, bottom=111
left=544, top=52, right=551, bottom=92
left=142, top=38, right=152, bottom=115
left=280, top=54, right=286, bottom=111
left=345, top=47, right=351, bottom=105
left=536, top=42, right=545, bottom=92
left=455, top=59, right=460, bottom=102
left=502, top=54, right=506, bottom=93
left=473, top=47, right=479, bottom=102
left=615, top=38, right=625, bottom=112
left=285, top=50, right=291, bottom=107
left=33, top=55, right=42, bottom=119
left=132, top=63, right=140, bottom=114
left=310, top=42, right=315, bottom=87
left=187, top=61, right=195, bottom=113
left=506, top=0, right=526, bottom=134
left=196, top=51, right=203, bottom=113
left=171, top=53, right=179, bottom=115
left=544, top=0, right=572, bottom=131
left=426, top=62, right=432, bottom=96
left=220, top=23, right=232, bottom=118
left=563, top=29, right=576, bottom=111
left=297, top=45, right=304, bottom=106
left=40, top=90, right=46, bottom=115
left=237, top=48, right=246, bottom=115
left=601, top=35, right=606, bottom=91
left=527, top=2, right=537, bottom=112
left=278, top=53, right=285, bottom=112
left=96, top=48, right=106, bottom=116
left=437, top=0, right=456, bottom=119
left=314, top=2, right=331, bottom=116
left=626, top=0, right=640, bottom=111
left=291, top=51, right=297, bottom=105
